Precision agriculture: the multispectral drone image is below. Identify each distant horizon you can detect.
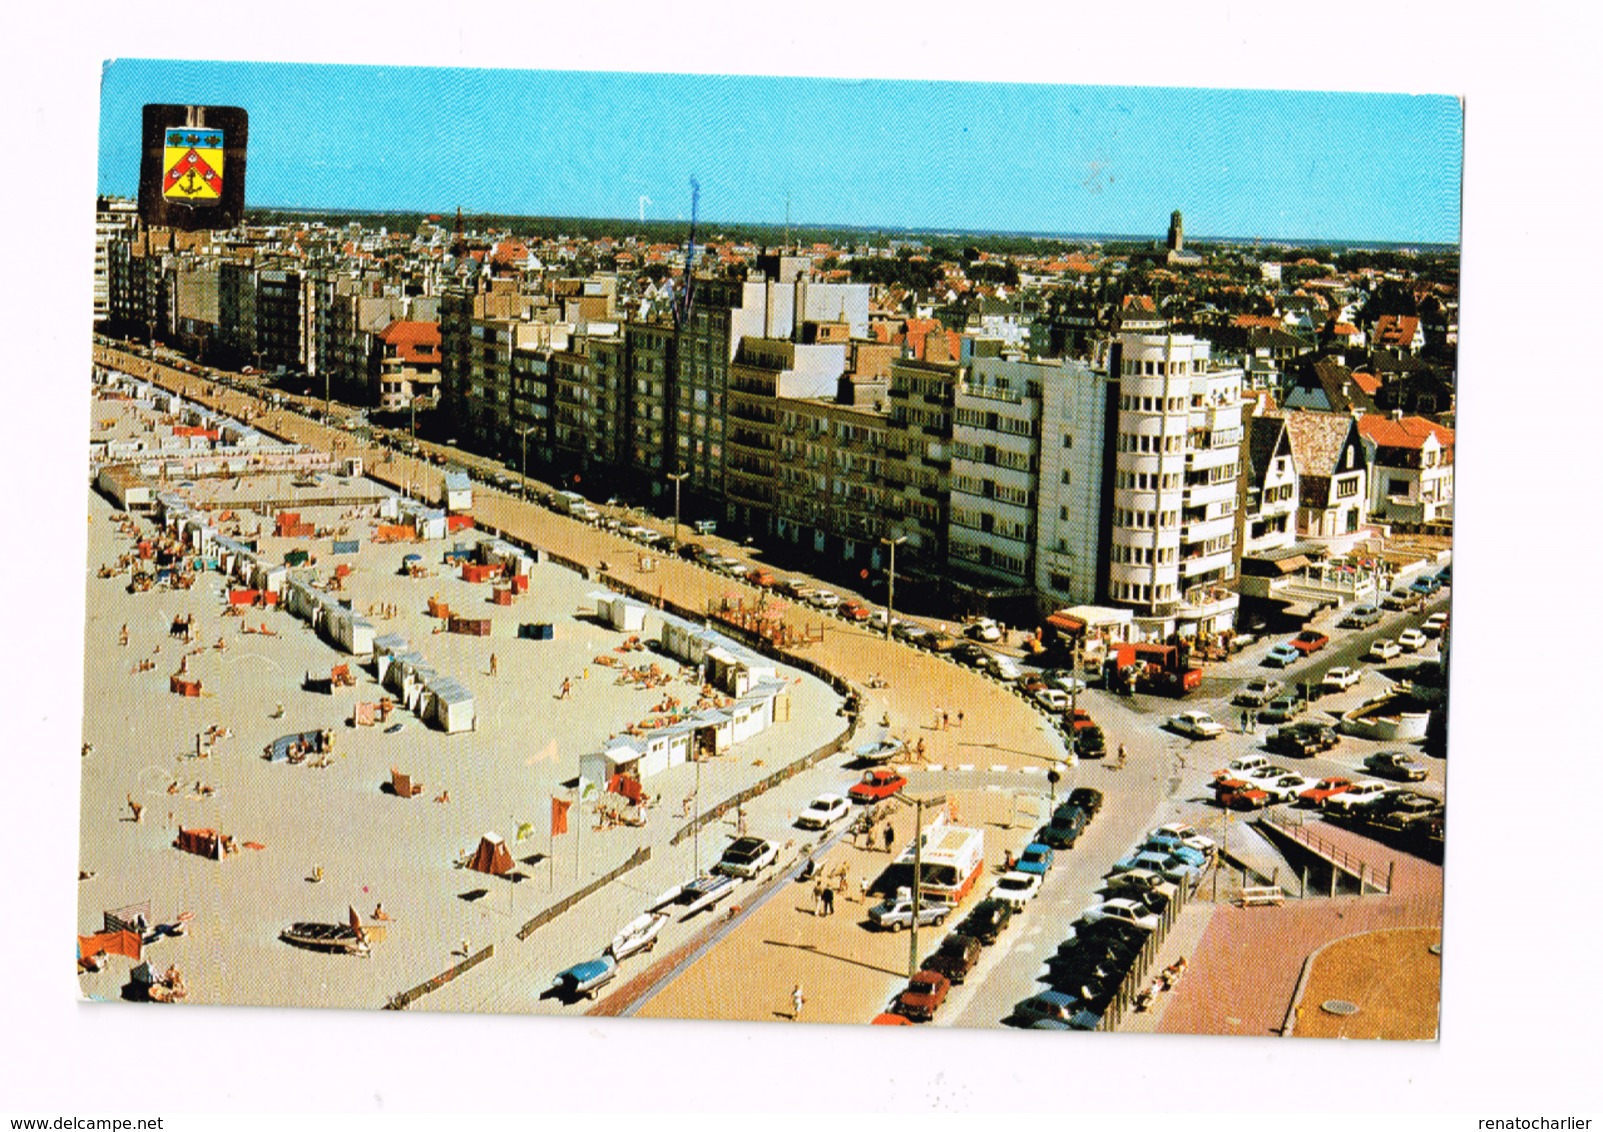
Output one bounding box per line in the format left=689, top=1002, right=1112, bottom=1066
left=99, top=61, right=1463, bottom=247
left=109, top=197, right=1459, bottom=254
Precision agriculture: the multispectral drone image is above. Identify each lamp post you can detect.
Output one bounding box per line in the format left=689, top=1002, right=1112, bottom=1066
left=668, top=471, right=689, bottom=552
left=880, top=535, right=906, bottom=641
left=889, top=790, right=945, bottom=978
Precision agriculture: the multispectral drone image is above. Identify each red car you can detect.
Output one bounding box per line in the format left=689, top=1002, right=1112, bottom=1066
left=849, top=768, right=908, bottom=803
left=840, top=600, right=872, bottom=622
left=1290, top=630, right=1330, bottom=655
left=1218, top=786, right=1271, bottom=810
left=894, top=969, right=952, bottom=1022
left=1298, top=776, right=1355, bottom=806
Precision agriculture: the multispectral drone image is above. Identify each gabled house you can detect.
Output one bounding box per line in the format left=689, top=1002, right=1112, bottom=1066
left=1372, top=313, right=1425, bottom=355
left=1243, top=414, right=1299, bottom=554
left=1356, top=411, right=1454, bottom=526
left=1282, top=358, right=1377, bottom=415
left=1277, top=410, right=1369, bottom=544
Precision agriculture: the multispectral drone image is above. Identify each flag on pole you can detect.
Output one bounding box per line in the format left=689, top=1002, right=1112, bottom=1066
left=551, top=796, right=571, bottom=836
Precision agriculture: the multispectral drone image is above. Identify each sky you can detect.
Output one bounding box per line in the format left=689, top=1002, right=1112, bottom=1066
left=99, top=60, right=1462, bottom=245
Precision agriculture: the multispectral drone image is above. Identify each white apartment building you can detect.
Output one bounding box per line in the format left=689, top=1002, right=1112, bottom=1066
left=1106, top=333, right=1245, bottom=638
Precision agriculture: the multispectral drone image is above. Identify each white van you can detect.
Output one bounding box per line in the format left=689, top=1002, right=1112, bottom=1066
left=554, top=491, right=600, bottom=522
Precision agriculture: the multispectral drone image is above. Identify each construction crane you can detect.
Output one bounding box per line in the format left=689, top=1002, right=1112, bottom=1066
left=673, top=177, right=700, bottom=329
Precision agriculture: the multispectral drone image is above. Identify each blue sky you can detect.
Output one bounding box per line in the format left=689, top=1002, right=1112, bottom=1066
left=99, top=59, right=1461, bottom=244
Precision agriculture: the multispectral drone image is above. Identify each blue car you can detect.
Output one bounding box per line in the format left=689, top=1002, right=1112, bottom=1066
left=1111, top=850, right=1201, bottom=886
left=1410, top=575, right=1441, bottom=596
left=1014, top=989, right=1100, bottom=1030
left=1016, top=842, right=1054, bottom=876
left=1140, top=840, right=1206, bottom=869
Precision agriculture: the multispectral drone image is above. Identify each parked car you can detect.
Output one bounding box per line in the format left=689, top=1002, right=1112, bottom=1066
left=951, top=642, right=988, bottom=666
left=1321, top=779, right=1395, bottom=814
left=1034, top=688, right=1070, bottom=712
left=795, top=793, right=850, bottom=830
left=1015, top=842, right=1055, bottom=876
left=1217, top=784, right=1272, bottom=810
left=966, top=617, right=1002, bottom=642
left=1258, top=694, right=1307, bottom=724
left=894, top=969, right=952, bottom=1022
left=1215, top=763, right=1291, bottom=791
left=958, top=898, right=1014, bottom=944
left=839, top=600, right=871, bottom=622
left=923, top=934, right=984, bottom=984
left=1340, top=604, right=1382, bottom=628
left=1362, top=791, right=1444, bottom=828
left=1364, top=751, right=1429, bottom=782
left=1397, top=628, right=1428, bottom=652
left=1080, top=899, right=1160, bottom=932
left=1036, top=807, right=1089, bottom=850
left=868, top=894, right=952, bottom=932
left=1137, top=840, right=1207, bottom=870
left=714, top=836, right=777, bottom=878
left=1409, top=574, right=1441, bottom=596
left=1102, top=868, right=1179, bottom=902
left=1322, top=666, right=1363, bottom=692
left=1268, top=721, right=1339, bottom=756
left=894, top=622, right=931, bottom=646
left=1253, top=772, right=1321, bottom=803
left=1067, top=787, right=1104, bottom=816
left=849, top=768, right=908, bottom=803
left=1290, top=630, right=1331, bottom=655
left=1108, top=850, right=1201, bottom=886
left=1013, top=990, right=1099, bottom=1030
left=747, top=569, right=777, bottom=589
left=1234, top=678, right=1284, bottom=707
left=991, top=871, right=1044, bottom=911
left=1422, top=612, right=1449, bottom=637
left=1298, top=776, right=1355, bottom=806
left=1215, top=754, right=1271, bottom=780
left=808, top=590, right=841, bottom=610
left=1071, top=724, right=1107, bottom=759
left=1435, top=565, right=1451, bottom=586
left=1043, top=669, right=1088, bottom=694
left=984, top=654, right=1023, bottom=681
left=1149, top=822, right=1217, bottom=856
left=1367, top=638, right=1402, bottom=661
left=1168, top=711, right=1225, bottom=739
left=1264, top=642, right=1302, bottom=668
left=1382, top=588, right=1415, bottom=611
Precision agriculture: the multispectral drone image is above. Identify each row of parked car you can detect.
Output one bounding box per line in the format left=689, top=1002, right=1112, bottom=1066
left=1010, top=819, right=1217, bottom=1029
left=1210, top=750, right=1435, bottom=813
left=874, top=788, right=1106, bottom=1024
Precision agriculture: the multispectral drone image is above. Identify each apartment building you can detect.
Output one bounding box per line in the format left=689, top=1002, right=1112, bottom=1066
left=946, top=356, right=1046, bottom=598
left=1034, top=357, right=1113, bottom=611
left=1243, top=413, right=1300, bottom=555
left=1105, top=332, right=1246, bottom=637
left=884, top=338, right=962, bottom=580
left=94, top=197, right=139, bottom=325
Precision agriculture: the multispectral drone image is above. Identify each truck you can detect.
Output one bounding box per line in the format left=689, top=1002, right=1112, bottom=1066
left=892, top=821, right=987, bottom=906
left=1104, top=642, right=1202, bottom=697
left=552, top=490, right=600, bottom=523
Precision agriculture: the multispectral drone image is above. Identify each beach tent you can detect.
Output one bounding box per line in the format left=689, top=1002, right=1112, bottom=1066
left=78, top=930, right=142, bottom=964
left=467, top=833, right=513, bottom=876
left=174, top=827, right=232, bottom=859
left=390, top=767, right=422, bottom=797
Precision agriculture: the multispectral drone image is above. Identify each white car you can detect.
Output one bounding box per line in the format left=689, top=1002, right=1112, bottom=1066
left=1044, top=671, right=1088, bottom=694
left=1367, top=638, right=1402, bottom=661
left=807, top=590, right=841, bottom=610
left=991, top=871, right=1043, bottom=911
left=1322, top=666, right=1363, bottom=692
left=966, top=618, right=1002, bottom=643
left=1251, top=772, right=1320, bottom=803
left=1080, top=898, right=1160, bottom=932
left=1397, top=628, right=1428, bottom=652
left=1422, top=612, right=1449, bottom=637
left=1216, top=755, right=1270, bottom=780
left=1150, top=823, right=1218, bottom=857
left=713, top=836, right=777, bottom=878
left=1034, top=688, right=1070, bottom=712
left=795, top=793, right=850, bottom=830
left=1321, top=780, right=1395, bottom=814
left=1168, top=711, right=1225, bottom=739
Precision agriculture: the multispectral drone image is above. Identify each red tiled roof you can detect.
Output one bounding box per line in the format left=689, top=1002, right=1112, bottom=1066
left=1232, top=314, right=1282, bottom=329
left=1350, top=371, right=1381, bottom=395
left=1373, top=314, right=1421, bottom=346
left=378, top=320, right=442, bottom=364
left=1356, top=414, right=1453, bottom=451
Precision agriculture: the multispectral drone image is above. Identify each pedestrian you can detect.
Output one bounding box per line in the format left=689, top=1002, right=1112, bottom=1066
left=859, top=876, right=870, bottom=903
left=1240, top=709, right=1248, bottom=732
left=941, top=710, right=950, bottom=731
left=883, top=825, right=895, bottom=854
left=956, top=710, right=964, bottom=728
left=489, top=652, right=498, bottom=676
left=792, top=983, right=804, bottom=1021
left=812, top=879, right=824, bottom=915
left=559, top=677, right=572, bottom=700
left=1117, top=743, right=1128, bottom=768
left=821, top=886, right=835, bottom=916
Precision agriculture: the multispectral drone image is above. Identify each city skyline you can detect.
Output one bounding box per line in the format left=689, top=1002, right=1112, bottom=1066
left=99, top=60, right=1463, bottom=246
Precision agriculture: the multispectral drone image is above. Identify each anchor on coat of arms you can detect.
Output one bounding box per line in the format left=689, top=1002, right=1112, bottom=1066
left=161, top=127, right=224, bottom=206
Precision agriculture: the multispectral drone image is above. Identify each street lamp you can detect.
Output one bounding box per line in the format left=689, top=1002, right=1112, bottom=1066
left=667, top=472, right=689, bottom=551
left=888, top=790, right=946, bottom=978
left=880, top=535, right=906, bottom=641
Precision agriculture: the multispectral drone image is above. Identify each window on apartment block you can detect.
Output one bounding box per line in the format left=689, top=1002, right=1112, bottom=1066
left=1337, top=476, right=1358, bottom=499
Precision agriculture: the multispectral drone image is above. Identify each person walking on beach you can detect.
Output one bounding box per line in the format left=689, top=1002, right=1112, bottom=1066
left=883, top=825, right=895, bottom=854
left=1117, top=743, right=1128, bottom=769
left=821, top=886, right=835, bottom=917
left=559, top=677, right=572, bottom=700
left=489, top=652, right=498, bottom=677
left=792, top=983, right=805, bottom=1022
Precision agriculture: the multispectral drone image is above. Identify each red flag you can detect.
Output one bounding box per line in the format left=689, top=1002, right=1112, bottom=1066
left=551, top=796, right=571, bottom=836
